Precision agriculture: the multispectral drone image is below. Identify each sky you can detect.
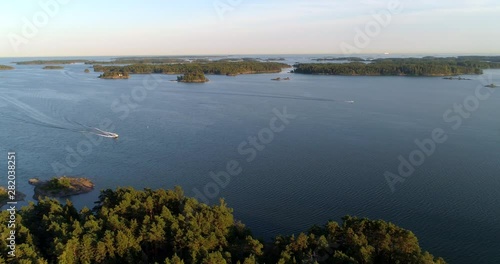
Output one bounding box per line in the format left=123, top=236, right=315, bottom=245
left=0, top=0, right=499, bottom=57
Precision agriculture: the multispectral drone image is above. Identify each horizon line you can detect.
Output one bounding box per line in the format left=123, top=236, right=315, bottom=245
left=2, top=52, right=500, bottom=59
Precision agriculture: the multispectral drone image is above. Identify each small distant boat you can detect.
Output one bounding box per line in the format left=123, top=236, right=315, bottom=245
left=92, top=128, right=119, bottom=138
left=345, top=100, right=355, bottom=104
left=485, top=83, right=497, bottom=88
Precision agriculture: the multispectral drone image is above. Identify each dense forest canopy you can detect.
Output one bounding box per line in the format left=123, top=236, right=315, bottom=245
left=293, top=57, right=500, bottom=76
left=0, top=187, right=446, bottom=264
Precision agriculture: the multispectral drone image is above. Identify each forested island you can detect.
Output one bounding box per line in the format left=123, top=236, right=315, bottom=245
left=98, top=71, right=130, bottom=79
left=0, top=187, right=446, bottom=264
left=177, top=71, right=209, bottom=83
left=29, top=176, right=94, bottom=199
left=263, top=58, right=286, bottom=61
left=294, top=56, right=500, bottom=76
left=93, top=61, right=289, bottom=76
left=0, top=65, right=14, bottom=70
left=42, top=66, right=64, bottom=70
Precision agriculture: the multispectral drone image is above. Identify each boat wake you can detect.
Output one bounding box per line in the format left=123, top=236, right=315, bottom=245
left=0, top=95, right=118, bottom=139
left=83, top=127, right=119, bottom=139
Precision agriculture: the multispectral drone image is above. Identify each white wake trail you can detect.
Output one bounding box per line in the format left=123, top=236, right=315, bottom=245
left=0, top=95, right=118, bottom=138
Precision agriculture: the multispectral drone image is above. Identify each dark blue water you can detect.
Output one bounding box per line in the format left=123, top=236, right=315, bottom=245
left=1, top=57, right=499, bottom=263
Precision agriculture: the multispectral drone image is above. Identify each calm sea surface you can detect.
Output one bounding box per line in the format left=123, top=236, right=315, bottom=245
left=0, top=56, right=499, bottom=263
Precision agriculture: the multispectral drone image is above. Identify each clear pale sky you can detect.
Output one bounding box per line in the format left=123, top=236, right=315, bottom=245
left=1, top=0, right=499, bottom=57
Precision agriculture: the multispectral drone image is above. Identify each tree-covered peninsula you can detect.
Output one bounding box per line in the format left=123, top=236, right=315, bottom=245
left=0, top=187, right=446, bottom=264
left=0, top=65, right=14, bottom=70
left=293, top=57, right=500, bottom=76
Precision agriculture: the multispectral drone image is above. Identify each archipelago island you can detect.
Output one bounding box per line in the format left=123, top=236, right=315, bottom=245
left=42, top=66, right=64, bottom=70
left=0, top=65, right=14, bottom=70
left=177, top=71, right=209, bottom=83
left=28, top=176, right=94, bottom=199
left=12, top=56, right=500, bottom=80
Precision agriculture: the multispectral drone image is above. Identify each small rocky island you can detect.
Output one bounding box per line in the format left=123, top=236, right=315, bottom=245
left=84, top=68, right=90, bottom=73
left=0, top=187, right=25, bottom=207
left=177, top=71, right=208, bottom=83
left=443, top=76, right=471, bottom=80
left=271, top=77, right=290, bottom=81
left=485, top=83, right=497, bottom=88
left=43, top=65, right=64, bottom=70
left=29, top=176, right=94, bottom=199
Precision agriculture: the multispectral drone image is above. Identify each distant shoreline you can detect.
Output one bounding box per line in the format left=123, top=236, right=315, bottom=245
left=6, top=55, right=500, bottom=78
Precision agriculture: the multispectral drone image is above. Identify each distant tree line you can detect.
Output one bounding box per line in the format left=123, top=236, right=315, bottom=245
left=14, top=60, right=88, bottom=65
left=293, top=57, right=500, bottom=76
left=456, top=55, right=500, bottom=63
left=93, top=61, right=289, bottom=76
left=0, top=187, right=446, bottom=263
left=312, top=57, right=366, bottom=62
left=87, top=58, right=187, bottom=65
